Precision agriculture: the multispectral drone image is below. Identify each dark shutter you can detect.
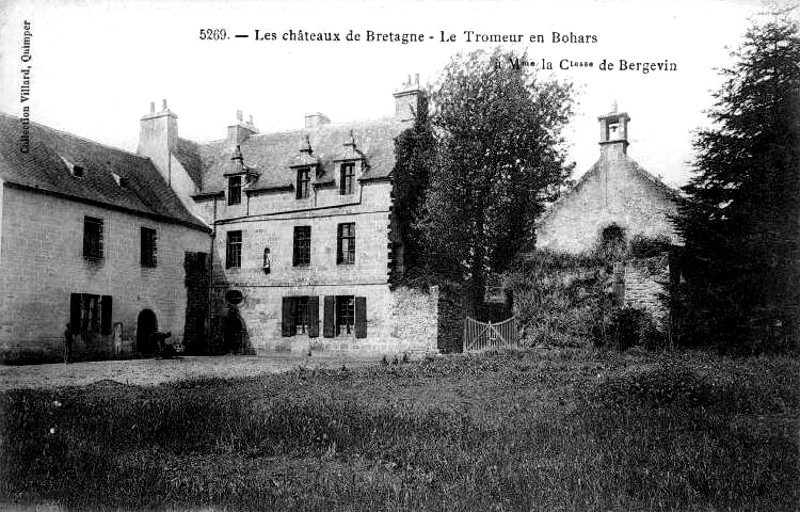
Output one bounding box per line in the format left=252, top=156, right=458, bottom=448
left=323, top=296, right=335, bottom=338
left=70, top=293, right=82, bottom=331
left=101, top=295, right=113, bottom=335
left=281, top=297, right=294, bottom=337
left=355, top=296, right=367, bottom=338
left=308, top=296, right=320, bottom=337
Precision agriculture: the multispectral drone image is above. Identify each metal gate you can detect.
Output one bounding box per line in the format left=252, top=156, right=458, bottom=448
left=463, top=316, right=520, bottom=352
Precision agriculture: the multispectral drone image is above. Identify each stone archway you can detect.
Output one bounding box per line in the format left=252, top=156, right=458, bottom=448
left=137, top=309, right=158, bottom=355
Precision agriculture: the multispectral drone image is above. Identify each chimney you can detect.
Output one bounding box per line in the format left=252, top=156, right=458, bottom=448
left=304, top=112, right=331, bottom=130
left=393, top=73, right=427, bottom=124
left=598, top=104, right=630, bottom=160
left=227, top=109, right=258, bottom=147
left=138, top=98, right=178, bottom=177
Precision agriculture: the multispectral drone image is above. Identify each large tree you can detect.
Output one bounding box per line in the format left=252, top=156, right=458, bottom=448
left=418, top=48, right=574, bottom=313
left=675, top=18, right=800, bottom=350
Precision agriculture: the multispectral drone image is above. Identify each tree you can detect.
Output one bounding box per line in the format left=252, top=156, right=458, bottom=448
left=675, top=18, right=800, bottom=350
left=418, top=48, right=574, bottom=314
left=391, top=113, right=435, bottom=287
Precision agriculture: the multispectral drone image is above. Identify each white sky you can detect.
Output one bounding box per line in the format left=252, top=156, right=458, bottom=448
left=0, top=0, right=776, bottom=188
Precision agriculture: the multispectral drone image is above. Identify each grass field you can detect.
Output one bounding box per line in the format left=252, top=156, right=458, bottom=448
left=1, top=348, right=797, bottom=511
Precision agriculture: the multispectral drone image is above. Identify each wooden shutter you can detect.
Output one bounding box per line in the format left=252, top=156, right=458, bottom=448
left=70, top=293, right=82, bottom=331
left=281, top=297, right=294, bottom=337
left=100, top=295, right=113, bottom=335
left=355, top=296, right=367, bottom=338
left=323, top=296, right=335, bottom=338
left=308, top=296, right=320, bottom=337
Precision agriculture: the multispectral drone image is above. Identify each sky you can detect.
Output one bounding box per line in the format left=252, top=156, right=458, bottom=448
left=0, top=0, right=777, bottom=188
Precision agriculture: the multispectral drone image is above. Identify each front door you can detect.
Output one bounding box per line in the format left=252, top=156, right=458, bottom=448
left=137, top=309, right=158, bottom=355
left=221, top=314, right=243, bottom=354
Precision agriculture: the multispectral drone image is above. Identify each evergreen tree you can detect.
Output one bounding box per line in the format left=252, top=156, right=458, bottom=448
left=675, top=18, right=800, bottom=350
left=418, top=48, right=574, bottom=314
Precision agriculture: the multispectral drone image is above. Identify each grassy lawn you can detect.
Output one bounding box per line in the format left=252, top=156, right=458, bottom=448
left=0, top=348, right=797, bottom=511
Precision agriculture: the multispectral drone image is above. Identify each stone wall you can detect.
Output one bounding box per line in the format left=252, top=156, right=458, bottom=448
left=0, top=186, right=210, bottom=362
left=537, top=152, right=680, bottom=254
left=624, top=256, right=670, bottom=327
left=208, top=284, right=437, bottom=356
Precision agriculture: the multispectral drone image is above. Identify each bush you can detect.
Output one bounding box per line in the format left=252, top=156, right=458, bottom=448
left=629, top=234, right=671, bottom=258
left=601, top=306, right=666, bottom=350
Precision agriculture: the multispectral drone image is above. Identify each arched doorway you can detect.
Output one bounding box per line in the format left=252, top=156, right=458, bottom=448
left=137, top=309, right=158, bottom=355
left=221, top=314, right=244, bottom=354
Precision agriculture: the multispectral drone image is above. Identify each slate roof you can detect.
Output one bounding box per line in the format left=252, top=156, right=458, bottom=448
left=0, top=113, right=208, bottom=231
left=189, top=117, right=403, bottom=197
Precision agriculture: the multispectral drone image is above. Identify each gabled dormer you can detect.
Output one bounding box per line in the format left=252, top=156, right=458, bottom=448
left=224, top=145, right=259, bottom=206
left=333, top=131, right=366, bottom=196
left=290, top=135, right=320, bottom=200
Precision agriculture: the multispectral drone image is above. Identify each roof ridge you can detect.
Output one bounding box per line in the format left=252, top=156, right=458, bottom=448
left=0, top=112, right=145, bottom=159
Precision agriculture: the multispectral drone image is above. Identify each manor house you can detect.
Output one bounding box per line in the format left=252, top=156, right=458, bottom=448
left=137, top=76, right=437, bottom=355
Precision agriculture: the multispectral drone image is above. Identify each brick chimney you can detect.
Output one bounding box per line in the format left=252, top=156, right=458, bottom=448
left=393, top=74, right=427, bottom=123
left=598, top=102, right=630, bottom=160
left=305, top=112, right=331, bottom=130
left=227, top=110, right=259, bottom=147
left=138, top=99, right=178, bottom=179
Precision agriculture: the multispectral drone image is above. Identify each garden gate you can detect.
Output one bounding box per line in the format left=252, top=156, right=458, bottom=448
left=463, top=316, right=520, bottom=352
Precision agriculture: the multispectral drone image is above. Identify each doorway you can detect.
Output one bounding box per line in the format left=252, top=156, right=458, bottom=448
left=137, top=309, right=158, bottom=355
left=221, top=314, right=244, bottom=354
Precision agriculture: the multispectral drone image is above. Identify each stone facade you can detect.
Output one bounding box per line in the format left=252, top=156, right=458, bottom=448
left=536, top=108, right=682, bottom=329
left=0, top=114, right=211, bottom=362
left=537, top=108, right=682, bottom=254
left=138, top=76, right=439, bottom=356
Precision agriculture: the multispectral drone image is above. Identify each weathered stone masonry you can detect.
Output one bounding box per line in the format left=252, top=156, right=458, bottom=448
left=138, top=76, right=439, bottom=356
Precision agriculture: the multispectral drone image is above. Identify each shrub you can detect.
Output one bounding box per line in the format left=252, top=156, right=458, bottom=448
left=629, top=234, right=671, bottom=259
left=602, top=306, right=666, bottom=350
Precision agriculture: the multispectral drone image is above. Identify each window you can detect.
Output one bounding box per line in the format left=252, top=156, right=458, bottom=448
left=293, top=226, right=311, bottom=266
left=296, top=167, right=310, bottom=199
left=340, top=162, right=355, bottom=195
left=323, top=296, right=366, bottom=338
left=226, top=231, right=242, bottom=269
left=294, top=296, right=310, bottom=334
left=337, top=223, right=355, bottom=264
left=281, top=296, right=319, bottom=337
left=83, top=216, right=104, bottom=260
left=70, top=293, right=112, bottom=337
left=140, top=227, right=157, bottom=268
left=335, top=296, right=355, bottom=335
left=228, top=176, right=242, bottom=205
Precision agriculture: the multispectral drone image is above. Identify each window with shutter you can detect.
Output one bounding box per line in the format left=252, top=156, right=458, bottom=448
left=308, top=296, right=320, bottom=337
left=335, top=295, right=355, bottom=335
left=323, top=296, right=335, bottom=338
left=355, top=296, right=367, bottom=338
left=101, top=295, right=113, bottom=335
left=70, top=293, right=82, bottom=332
left=281, top=297, right=294, bottom=337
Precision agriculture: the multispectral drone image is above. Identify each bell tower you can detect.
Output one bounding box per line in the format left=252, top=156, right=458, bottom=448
left=598, top=101, right=630, bottom=159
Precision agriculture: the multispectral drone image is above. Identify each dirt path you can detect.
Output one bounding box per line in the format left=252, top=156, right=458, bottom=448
left=0, top=354, right=382, bottom=391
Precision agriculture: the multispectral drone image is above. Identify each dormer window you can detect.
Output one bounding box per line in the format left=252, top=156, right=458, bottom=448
left=228, top=176, right=242, bottom=205
left=60, top=155, right=85, bottom=178
left=340, top=162, right=355, bottom=195
left=296, top=167, right=310, bottom=199
left=112, top=173, right=128, bottom=188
